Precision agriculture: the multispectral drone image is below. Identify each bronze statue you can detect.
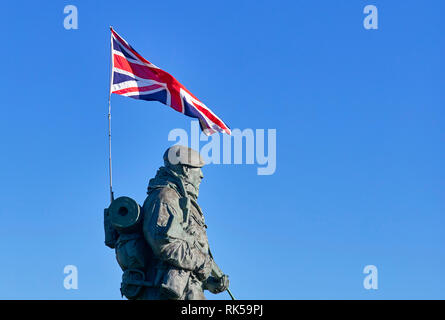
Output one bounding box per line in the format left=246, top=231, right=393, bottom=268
left=104, top=145, right=230, bottom=300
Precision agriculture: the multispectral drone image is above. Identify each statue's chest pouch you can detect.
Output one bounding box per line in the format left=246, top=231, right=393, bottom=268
left=179, top=198, right=207, bottom=241
left=186, top=216, right=209, bottom=252
left=186, top=208, right=207, bottom=233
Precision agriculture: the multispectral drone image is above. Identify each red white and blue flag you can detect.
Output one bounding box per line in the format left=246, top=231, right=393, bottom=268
left=109, top=27, right=231, bottom=135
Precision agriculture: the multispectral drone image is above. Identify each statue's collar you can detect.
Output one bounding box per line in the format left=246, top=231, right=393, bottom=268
left=147, top=166, right=198, bottom=201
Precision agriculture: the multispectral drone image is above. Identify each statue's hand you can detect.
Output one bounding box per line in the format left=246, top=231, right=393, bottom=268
left=205, top=274, right=229, bottom=294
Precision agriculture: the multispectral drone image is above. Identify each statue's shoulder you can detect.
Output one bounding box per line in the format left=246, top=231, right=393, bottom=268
left=142, top=186, right=182, bottom=230
left=158, top=185, right=180, bottom=201
left=145, top=185, right=180, bottom=206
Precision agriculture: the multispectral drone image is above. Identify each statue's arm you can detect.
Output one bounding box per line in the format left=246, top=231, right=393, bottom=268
left=144, top=200, right=212, bottom=278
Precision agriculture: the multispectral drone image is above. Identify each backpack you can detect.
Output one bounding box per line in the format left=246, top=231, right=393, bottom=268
left=104, top=196, right=154, bottom=299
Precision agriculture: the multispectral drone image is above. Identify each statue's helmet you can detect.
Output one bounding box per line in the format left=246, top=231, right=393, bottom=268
left=163, top=145, right=205, bottom=168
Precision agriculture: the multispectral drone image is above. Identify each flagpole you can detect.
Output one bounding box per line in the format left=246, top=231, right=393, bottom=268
left=108, top=96, right=114, bottom=203
left=108, top=26, right=114, bottom=203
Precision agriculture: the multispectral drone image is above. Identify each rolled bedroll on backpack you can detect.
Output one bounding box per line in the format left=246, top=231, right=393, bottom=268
left=108, top=196, right=142, bottom=233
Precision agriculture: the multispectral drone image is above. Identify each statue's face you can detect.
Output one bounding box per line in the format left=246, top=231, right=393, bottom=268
left=184, top=166, right=204, bottom=197
left=187, top=167, right=204, bottom=187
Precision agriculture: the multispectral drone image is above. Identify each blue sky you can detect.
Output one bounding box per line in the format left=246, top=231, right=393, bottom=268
left=0, top=0, right=443, bottom=299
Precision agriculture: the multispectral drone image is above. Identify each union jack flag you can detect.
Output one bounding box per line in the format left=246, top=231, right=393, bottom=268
left=110, top=27, right=231, bottom=135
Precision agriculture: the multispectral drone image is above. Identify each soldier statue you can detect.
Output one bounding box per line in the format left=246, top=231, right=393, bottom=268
left=104, top=145, right=230, bottom=300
